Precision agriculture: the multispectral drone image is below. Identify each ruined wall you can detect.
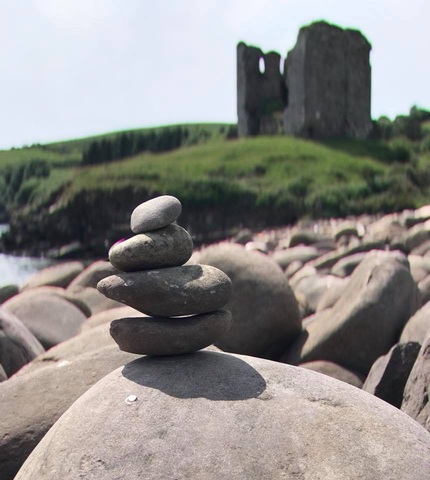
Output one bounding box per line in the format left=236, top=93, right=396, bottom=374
left=237, top=43, right=286, bottom=137
left=237, top=21, right=372, bottom=139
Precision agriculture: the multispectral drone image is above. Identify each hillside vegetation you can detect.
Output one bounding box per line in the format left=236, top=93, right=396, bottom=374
left=1, top=108, right=430, bottom=255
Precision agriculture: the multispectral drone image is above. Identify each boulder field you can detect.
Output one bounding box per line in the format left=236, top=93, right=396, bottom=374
left=2, top=198, right=430, bottom=477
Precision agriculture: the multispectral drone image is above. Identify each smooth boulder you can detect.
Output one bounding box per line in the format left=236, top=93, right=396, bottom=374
left=299, top=360, right=364, bottom=388
left=111, top=309, right=232, bottom=355
left=0, top=306, right=44, bottom=377
left=16, top=352, right=430, bottom=479
left=97, top=265, right=232, bottom=317
left=400, top=300, right=430, bottom=346
left=22, top=261, right=84, bottom=290
left=284, top=250, right=421, bottom=374
left=109, top=224, right=193, bottom=272
left=198, top=243, right=301, bottom=359
left=67, top=260, right=120, bottom=290
left=3, top=293, right=87, bottom=349
left=130, top=195, right=182, bottom=233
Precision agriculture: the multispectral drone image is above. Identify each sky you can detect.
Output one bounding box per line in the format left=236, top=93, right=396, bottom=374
left=1, top=0, right=429, bottom=150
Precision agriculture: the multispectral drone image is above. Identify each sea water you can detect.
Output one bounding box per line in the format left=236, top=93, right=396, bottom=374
left=0, top=224, right=54, bottom=288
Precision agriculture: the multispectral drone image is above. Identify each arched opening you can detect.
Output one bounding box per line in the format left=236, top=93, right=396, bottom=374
left=259, top=57, right=265, bottom=74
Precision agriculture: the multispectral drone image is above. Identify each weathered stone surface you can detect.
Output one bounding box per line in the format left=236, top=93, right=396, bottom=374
left=299, top=360, right=364, bottom=388
left=331, top=252, right=366, bottom=277
left=111, top=309, right=232, bottom=355
left=80, top=306, right=145, bottom=331
left=98, top=265, right=233, bottom=317
left=130, top=195, right=182, bottom=233
left=363, top=342, right=421, bottom=408
left=406, top=220, right=430, bottom=252
left=402, top=335, right=430, bottom=431
left=198, top=243, right=301, bottom=359
left=3, top=293, right=87, bottom=349
left=284, top=22, right=372, bottom=139
left=109, top=224, right=193, bottom=272
left=67, top=260, right=120, bottom=291
left=0, top=363, right=6, bottom=381
left=16, top=352, right=430, bottom=480
left=0, top=306, right=44, bottom=377
left=316, top=276, right=349, bottom=311
left=0, top=284, right=18, bottom=304
left=284, top=250, right=420, bottom=374
left=418, top=274, right=430, bottom=304
left=0, top=345, right=139, bottom=480
left=400, top=301, right=430, bottom=345
left=272, top=246, right=320, bottom=270
left=408, top=254, right=430, bottom=283
left=293, top=274, right=344, bottom=314
left=22, top=261, right=84, bottom=290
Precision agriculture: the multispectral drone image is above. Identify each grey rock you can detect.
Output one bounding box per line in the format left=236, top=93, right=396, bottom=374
left=110, top=309, right=232, bottom=355
left=130, top=195, right=182, bottom=233
left=299, top=360, right=364, bottom=388
left=401, top=335, right=430, bottom=431
left=334, top=221, right=360, bottom=241
left=284, top=250, right=421, bottom=374
left=0, top=284, right=19, bottom=304
left=67, top=260, right=120, bottom=291
left=294, top=274, right=344, bottom=314
left=22, top=261, right=84, bottom=290
left=97, top=265, right=233, bottom=317
left=331, top=252, right=366, bottom=277
left=418, top=274, right=430, bottom=305
left=316, top=276, right=349, bottom=311
left=3, top=293, right=87, bottom=349
left=406, top=220, right=430, bottom=252
left=410, top=238, right=430, bottom=256
left=284, top=260, right=303, bottom=278
left=0, top=363, right=6, bottom=381
left=408, top=254, right=430, bottom=283
left=198, top=243, right=301, bottom=359
left=289, top=231, right=326, bottom=247
left=68, top=286, right=124, bottom=315
left=1, top=345, right=139, bottom=480
left=16, top=352, right=430, bottom=480
left=400, top=301, right=430, bottom=345
left=272, top=246, right=320, bottom=270
left=109, top=224, right=193, bottom=272
left=80, top=306, right=145, bottom=331
left=363, top=342, right=421, bottom=408
left=312, top=241, right=385, bottom=270
left=0, top=306, right=44, bottom=377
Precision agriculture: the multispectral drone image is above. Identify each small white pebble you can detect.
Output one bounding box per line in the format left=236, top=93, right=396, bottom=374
left=125, top=395, right=138, bottom=404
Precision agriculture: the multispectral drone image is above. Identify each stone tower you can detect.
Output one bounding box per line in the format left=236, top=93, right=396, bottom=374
left=237, top=43, right=286, bottom=137
left=237, top=21, right=372, bottom=139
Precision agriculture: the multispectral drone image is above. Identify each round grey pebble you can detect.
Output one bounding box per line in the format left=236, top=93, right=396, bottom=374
left=130, top=195, right=182, bottom=234
left=109, top=224, right=193, bottom=272
left=97, top=264, right=233, bottom=317
left=110, top=309, right=232, bottom=355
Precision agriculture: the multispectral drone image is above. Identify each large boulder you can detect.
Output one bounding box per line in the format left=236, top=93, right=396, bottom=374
left=198, top=243, right=301, bottom=359
left=284, top=251, right=421, bottom=374
left=3, top=292, right=87, bottom=349
left=16, top=352, right=430, bottom=479
left=0, top=306, right=44, bottom=377
left=400, top=301, right=430, bottom=346
left=363, top=342, right=421, bottom=408
left=22, top=261, right=84, bottom=290
left=0, top=345, right=139, bottom=479
left=401, top=334, right=430, bottom=431
left=299, top=360, right=364, bottom=388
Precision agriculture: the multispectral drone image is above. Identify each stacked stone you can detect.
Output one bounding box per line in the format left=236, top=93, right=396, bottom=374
left=97, top=195, right=233, bottom=356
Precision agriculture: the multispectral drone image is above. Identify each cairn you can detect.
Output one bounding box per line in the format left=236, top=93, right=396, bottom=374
left=97, top=195, right=233, bottom=355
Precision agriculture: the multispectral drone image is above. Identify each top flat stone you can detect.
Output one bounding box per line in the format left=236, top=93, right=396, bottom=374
left=131, top=196, right=182, bottom=233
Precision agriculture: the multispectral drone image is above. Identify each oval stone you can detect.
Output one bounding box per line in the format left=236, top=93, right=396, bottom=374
left=97, top=265, right=233, bottom=317
left=130, top=195, right=182, bottom=233
left=109, top=224, right=193, bottom=272
left=110, top=309, right=232, bottom=355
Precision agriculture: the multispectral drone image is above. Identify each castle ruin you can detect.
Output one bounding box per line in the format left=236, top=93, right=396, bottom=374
left=237, top=21, right=372, bottom=139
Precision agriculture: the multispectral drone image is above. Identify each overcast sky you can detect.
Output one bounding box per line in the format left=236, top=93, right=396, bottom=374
left=1, top=0, right=429, bottom=149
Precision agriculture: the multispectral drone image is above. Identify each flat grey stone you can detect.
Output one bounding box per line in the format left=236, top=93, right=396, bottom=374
left=109, top=224, right=193, bottom=272
left=130, top=195, right=182, bottom=233
left=330, top=252, right=366, bottom=277
left=97, top=265, right=232, bottom=317
left=16, top=352, right=430, bottom=480
left=363, top=342, right=421, bottom=408
left=110, top=309, right=232, bottom=355
left=0, top=306, right=44, bottom=377
left=272, top=246, right=320, bottom=270
left=67, top=260, right=120, bottom=290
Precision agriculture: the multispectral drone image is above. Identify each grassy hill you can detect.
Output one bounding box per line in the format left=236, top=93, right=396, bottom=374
left=1, top=121, right=430, bottom=255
